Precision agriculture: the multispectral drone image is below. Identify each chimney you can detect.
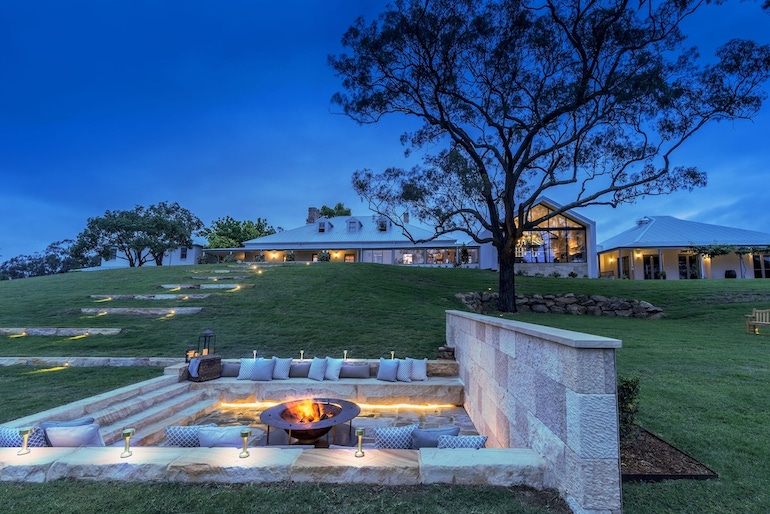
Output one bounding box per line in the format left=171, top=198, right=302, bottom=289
left=403, top=211, right=410, bottom=224
left=307, top=207, right=320, bottom=224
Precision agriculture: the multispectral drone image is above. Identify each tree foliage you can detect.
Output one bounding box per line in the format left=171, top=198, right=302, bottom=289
left=319, top=202, right=352, bottom=218
left=330, top=0, right=770, bottom=311
left=0, top=240, right=95, bottom=279
left=200, top=216, right=276, bottom=249
left=71, top=202, right=203, bottom=267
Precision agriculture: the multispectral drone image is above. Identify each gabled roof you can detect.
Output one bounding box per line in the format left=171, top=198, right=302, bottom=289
left=242, top=215, right=460, bottom=250
left=599, top=216, right=770, bottom=251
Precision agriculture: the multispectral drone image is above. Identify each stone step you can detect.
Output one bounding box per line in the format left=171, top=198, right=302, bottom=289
left=100, top=390, right=210, bottom=445
left=90, top=382, right=194, bottom=428
left=8, top=374, right=181, bottom=428
left=127, top=399, right=219, bottom=447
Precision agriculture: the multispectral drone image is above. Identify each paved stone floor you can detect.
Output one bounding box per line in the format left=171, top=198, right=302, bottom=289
left=194, top=402, right=479, bottom=447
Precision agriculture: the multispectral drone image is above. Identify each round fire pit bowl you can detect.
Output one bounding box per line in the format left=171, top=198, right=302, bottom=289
left=260, top=398, right=360, bottom=446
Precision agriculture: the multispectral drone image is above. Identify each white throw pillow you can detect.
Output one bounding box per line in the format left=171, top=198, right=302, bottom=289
left=324, top=357, right=344, bottom=381
left=307, top=357, right=327, bottom=381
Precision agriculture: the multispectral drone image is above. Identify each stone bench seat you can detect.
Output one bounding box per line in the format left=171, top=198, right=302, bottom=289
left=195, top=376, right=465, bottom=406
left=0, top=446, right=545, bottom=489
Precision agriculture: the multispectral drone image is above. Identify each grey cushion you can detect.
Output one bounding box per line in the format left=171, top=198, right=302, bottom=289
left=251, top=358, right=275, bottom=381
left=407, top=357, right=428, bottom=381
left=324, top=357, right=344, bottom=381
left=221, top=361, right=241, bottom=377
left=411, top=426, right=461, bottom=449
left=272, top=357, right=292, bottom=379
left=41, top=416, right=96, bottom=446
left=376, top=357, right=398, bottom=382
left=308, top=357, right=327, bottom=381
left=46, top=424, right=105, bottom=447
left=289, top=361, right=311, bottom=378
left=339, top=363, right=370, bottom=378
left=198, top=426, right=250, bottom=448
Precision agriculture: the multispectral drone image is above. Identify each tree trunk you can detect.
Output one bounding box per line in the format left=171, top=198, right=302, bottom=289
left=497, top=242, right=518, bottom=313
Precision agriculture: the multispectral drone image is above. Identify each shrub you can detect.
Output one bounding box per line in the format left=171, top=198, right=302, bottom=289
left=318, top=250, right=331, bottom=262
left=617, top=375, right=641, bottom=440
left=549, top=271, right=562, bottom=278
left=515, top=269, right=528, bottom=276
left=568, top=271, right=578, bottom=278
left=285, top=250, right=295, bottom=262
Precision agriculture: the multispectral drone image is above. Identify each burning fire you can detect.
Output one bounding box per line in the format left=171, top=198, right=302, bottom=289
left=288, top=400, right=332, bottom=423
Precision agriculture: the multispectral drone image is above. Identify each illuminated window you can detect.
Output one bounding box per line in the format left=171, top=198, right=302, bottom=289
left=344, top=254, right=355, bottom=263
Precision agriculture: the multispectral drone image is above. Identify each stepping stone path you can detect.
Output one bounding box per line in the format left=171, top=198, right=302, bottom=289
left=0, top=327, right=122, bottom=336
left=81, top=307, right=202, bottom=315
left=90, top=294, right=210, bottom=300
left=161, top=283, right=254, bottom=289
left=188, top=275, right=247, bottom=280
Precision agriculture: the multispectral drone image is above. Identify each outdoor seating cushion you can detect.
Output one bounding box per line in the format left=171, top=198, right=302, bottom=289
left=0, top=425, right=47, bottom=447
left=374, top=424, right=418, bottom=449
left=411, top=426, right=461, bottom=449
left=164, top=424, right=217, bottom=447
left=40, top=416, right=96, bottom=446
left=339, top=363, right=370, bottom=378
left=406, top=357, right=428, bottom=381
left=45, top=423, right=106, bottom=447
left=396, top=359, right=412, bottom=382
left=221, top=361, right=241, bottom=377
left=376, top=358, right=399, bottom=382
left=198, top=425, right=251, bottom=448
left=324, top=357, right=344, bottom=381
left=250, top=358, right=275, bottom=381
left=272, top=357, right=292, bottom=379
left=289, top=361, right=311, bottom=378
left=437, top=435, right=488, bottom=449
left=308, top=357, right=327, bottom=381
left=237, top=358, right=258, bottom=380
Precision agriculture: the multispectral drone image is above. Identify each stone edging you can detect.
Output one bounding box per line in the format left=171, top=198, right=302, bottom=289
left=457, top=291, right=665, bottom=318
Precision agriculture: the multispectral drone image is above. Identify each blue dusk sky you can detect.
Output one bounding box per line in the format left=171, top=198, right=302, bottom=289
left=1, top=0, right=769, bottom=260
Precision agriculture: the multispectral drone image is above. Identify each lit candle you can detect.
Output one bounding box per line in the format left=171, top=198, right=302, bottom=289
left=344, top=350, right=348, bottom=361
left=391, top=351, right=395, bottom=360
left=253, top=350, right=257, bottom=359
left=300, top=349, right=304, bottom=361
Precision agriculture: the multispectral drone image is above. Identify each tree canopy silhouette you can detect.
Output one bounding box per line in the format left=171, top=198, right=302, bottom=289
left=330, top=0, right=770, bottom=311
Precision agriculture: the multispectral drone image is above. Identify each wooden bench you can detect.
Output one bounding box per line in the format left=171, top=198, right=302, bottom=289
left=745, top=308, right=770, bottom=334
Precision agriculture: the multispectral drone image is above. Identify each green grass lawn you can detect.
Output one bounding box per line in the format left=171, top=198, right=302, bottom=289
left=2, top=263, right=770, bottom=513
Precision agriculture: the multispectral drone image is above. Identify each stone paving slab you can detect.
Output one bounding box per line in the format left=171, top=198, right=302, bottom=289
left=419, top=448, right=546, bottom=486
left=90, top=294, right=210, bottom=300
left=291, top=449, right=420, bottom=484
left=80, top=307, right=202, bottom=315
left=0, top=328, right=122, bottom=336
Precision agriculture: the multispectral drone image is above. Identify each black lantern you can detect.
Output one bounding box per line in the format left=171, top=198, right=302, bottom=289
left=185, top=344, right=196, bottom=363
left=198, top=329, right=216, bottom=356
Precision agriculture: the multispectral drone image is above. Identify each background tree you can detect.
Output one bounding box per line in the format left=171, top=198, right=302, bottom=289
left=0, top=239, right=95, bottom=279
left=71, top=203, right=202, bottom=267
left=144, top=202, right=204, bottom=266
left=330, top=0, right=770, bottom=312
left=319, top=202, right=352, bottom=218
left=200, top=216, right=276, bottom=249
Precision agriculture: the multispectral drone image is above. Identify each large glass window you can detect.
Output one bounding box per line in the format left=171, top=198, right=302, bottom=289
left=753, top=254, right=770, bottom=278
left=678, top=254, right=699, bottom=279
left=515, top=207, right=586, bottom=263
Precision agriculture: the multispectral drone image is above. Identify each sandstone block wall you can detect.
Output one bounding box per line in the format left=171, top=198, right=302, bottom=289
left=446, top=310, right=622, bottom=514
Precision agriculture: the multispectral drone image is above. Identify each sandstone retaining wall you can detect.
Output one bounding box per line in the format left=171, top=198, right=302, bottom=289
left=446, top=309, right=622, bottom=514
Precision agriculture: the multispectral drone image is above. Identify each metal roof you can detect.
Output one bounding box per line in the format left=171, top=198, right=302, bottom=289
left=241, top=215, right=461, bottom=250
left=599, top=216, right=770, bottom=251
